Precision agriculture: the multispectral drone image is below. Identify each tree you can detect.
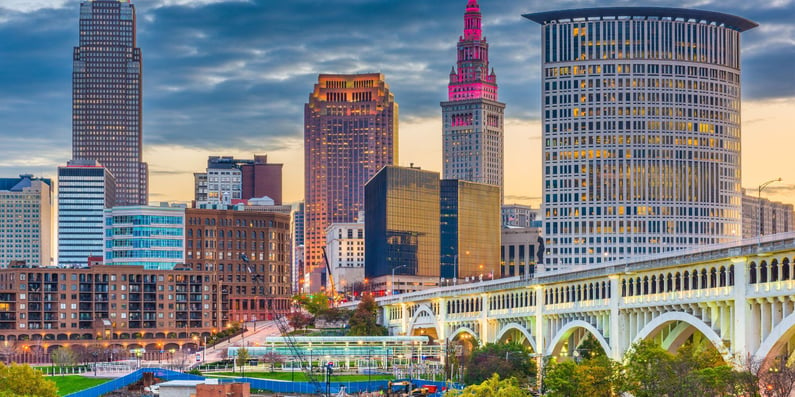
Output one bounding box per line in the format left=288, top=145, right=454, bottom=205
left=575, top=335, right=606, bottom=360
left=577, top=354, right=622, bottom=396
left=347, top=294, right=387, bottom=336
left=0, top=363, right=58, bottom=397
left=261, top=351, right=284, bottom=372
left=760, top=355, right=795, bottom=397
left=287, top=311, right=314, bottom=331
left=293, top=293, right=330, bottom=316
left=0, top=342, right=17, bottom=364
left=449, top=373, right=530, bottom=397
left=235, top=347, right=250, bottom=374
left=464, top=342, right=536, bottom=386
left=543, top=359, right=582, bottom=396
left=50, top=347, right=78, bottom=374
left=620, top=340, right=677, bottom=397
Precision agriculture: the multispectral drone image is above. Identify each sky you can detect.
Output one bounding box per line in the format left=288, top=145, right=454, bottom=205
left=0, top=0, right=793, bottom=208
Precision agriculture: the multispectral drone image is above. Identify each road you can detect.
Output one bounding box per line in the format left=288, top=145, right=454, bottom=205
left=200, top=320, right=284, bottom=363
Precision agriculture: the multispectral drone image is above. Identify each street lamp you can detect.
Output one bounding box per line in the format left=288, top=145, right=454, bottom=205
left=392, top=265, right=408, bottom=295
left=758, top=178, right=782, bottom=246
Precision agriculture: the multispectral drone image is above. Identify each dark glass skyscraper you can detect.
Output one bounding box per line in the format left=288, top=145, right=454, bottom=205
left=73, top=0, right=147, bottom=206
left=304, top=73, right=398, bottom=284
left=440, top=179, right=500, bottom=280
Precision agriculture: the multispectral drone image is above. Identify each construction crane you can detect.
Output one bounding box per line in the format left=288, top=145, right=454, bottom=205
left=245, top=252, right=324, bottom=394
left=321, top=247, right=339, bottom=302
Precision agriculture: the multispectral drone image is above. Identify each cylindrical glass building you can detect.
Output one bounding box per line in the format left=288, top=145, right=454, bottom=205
left=524, top=8, right=757, bottom=269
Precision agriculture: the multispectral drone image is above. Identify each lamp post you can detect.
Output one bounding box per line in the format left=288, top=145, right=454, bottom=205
left=392, top=265, right=408, bottom=295
left=367, top=348, right=372, bottom=391
left=453, top=254, right=458, bottom=285
left=758, top=178, right=782, bottom=247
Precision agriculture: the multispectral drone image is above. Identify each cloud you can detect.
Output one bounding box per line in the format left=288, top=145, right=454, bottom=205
left=0, top=0, right=793, bottom=203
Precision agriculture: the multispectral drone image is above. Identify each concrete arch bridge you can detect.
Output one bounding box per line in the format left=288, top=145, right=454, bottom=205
left=377, top=234, right=795, bottom=371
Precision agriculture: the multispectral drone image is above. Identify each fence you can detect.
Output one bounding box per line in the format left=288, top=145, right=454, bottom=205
left=62, top=368, right=203, bottom=397
left=62, top=367, right=461, bottom=397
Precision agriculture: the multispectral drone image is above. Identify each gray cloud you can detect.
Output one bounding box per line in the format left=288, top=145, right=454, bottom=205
left=0, top=0, right=792, bottom=181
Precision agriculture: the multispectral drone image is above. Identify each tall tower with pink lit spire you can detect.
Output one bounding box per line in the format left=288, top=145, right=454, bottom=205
left=441, top=0, right=505, bottom=201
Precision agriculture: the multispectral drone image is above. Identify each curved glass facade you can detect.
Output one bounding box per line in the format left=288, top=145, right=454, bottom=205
left=525, top=8, right=755, bottom=268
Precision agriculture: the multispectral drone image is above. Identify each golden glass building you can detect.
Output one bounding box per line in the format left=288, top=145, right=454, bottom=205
left=365, top=166, right=501, bottom=285
left=365, top=166, right=440, bottom=280
left=440, top=180, right=501, bottom=280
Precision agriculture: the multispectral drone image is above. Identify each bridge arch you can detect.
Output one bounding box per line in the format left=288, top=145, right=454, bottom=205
left=495, top=323, right=538, bottom=353
left=406, top=304, right=440, bottom=339
left=633, top=312, right=730, bottom=362
left=449, top=326, right=478, bottom=342
left=545, top=320, right=611, bottom=358
left=755, top=311, right=795, bottom=363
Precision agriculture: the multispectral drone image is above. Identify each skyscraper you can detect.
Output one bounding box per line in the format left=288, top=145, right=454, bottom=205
left=72, top=0, right=147, bottom=206
left=58, top=160, right=116, bottom=267
left=304, top=73, right=398, bottom=286
left=524, top=8, right=757, bottom=269
left=441, top=0, right=505, bottom=199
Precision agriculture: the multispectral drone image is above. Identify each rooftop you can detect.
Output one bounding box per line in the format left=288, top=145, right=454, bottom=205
left=523, top=7, right=758, bottom=32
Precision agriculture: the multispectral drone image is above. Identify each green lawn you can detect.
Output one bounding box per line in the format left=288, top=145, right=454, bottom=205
left=48, top=375, right=110, bottom=396
left=207, top=371, right=393, bottom=382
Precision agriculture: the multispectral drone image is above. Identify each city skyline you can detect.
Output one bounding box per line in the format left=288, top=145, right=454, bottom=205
left=0, top=0, right=793, bottom=208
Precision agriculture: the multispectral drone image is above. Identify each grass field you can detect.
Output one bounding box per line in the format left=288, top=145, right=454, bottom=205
left=49, top=375, right=110, bottom=396
left=207, top=371, right=393, bottom=382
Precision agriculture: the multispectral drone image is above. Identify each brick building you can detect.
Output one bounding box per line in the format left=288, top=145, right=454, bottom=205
left=184, top=208, right=292, bottom=324
left=0, top=208, right=292, bottom=362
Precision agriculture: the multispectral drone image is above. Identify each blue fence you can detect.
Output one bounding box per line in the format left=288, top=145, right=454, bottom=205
left=230, top=378, right=459, bottom=394
left=62, top=368, right=203, bottom=397
left=62, top=368, right=461, bottom=397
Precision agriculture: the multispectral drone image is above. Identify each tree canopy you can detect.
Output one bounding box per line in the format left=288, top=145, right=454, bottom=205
left=348, top=294, right=387, bottom=336
left=464, top=342, right=536, bottom=386
left=450, top=373, right=530, bottom=397
left=0, top=363, right=57, bottom=397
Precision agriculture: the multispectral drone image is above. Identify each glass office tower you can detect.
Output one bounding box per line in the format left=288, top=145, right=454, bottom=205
left=365, top=166, right=440, bottom=279
left=440, top=179, right=501, bottom=280
left=58, top=160, right=116, bottom=267
left=104, top=206, right=185, bottom=270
